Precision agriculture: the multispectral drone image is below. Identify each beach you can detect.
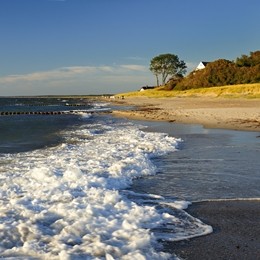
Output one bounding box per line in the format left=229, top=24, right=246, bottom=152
left=0, top=97, right=259, bottom=259
left=112, top=96, right=260, bottom=132
left=111, top=96, right=260, bottom=259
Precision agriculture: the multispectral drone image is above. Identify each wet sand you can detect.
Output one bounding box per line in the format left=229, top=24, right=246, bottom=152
left=164, top=200, right=260, bottom=260
left=110, top=96, right=260, bottom=259
left=112, top=97, right=260, bottom=132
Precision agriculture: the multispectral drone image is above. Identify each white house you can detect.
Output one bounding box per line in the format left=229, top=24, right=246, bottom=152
left=195, top=61, right=210, bottom=70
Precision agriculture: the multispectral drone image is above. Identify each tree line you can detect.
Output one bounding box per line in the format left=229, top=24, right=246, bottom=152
left=150, top=51, right=260, bottom=91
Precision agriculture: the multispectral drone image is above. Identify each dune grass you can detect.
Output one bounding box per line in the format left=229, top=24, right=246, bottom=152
left=116, top=83, right=260, bottom=99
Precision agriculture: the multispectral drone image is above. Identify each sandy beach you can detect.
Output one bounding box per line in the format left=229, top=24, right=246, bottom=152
left=111, top=96, right=260, bottom=259
left=112, top=97, right=260, bottom=132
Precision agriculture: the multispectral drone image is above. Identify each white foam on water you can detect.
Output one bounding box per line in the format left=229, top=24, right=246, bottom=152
left=0, top=120, right=210, bottom=259
left=162, top=201, right=191, bottom=210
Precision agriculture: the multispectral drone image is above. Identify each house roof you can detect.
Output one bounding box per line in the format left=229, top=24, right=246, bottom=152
left=195, top=61, right=210, bottom=70
left=201, top=61, right=210, bottom=66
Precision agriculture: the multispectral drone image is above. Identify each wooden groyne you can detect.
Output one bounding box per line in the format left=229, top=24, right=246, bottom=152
left=4, top=104, right=89, bottom=107
left=0, top=111, right=83, bottom=116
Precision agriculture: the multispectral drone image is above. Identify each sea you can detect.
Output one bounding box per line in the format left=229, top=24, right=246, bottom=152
left=0, top=97, right=259, bottom=260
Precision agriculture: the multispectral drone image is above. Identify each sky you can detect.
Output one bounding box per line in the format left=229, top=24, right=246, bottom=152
left=0, top=0, right=259, bottom=96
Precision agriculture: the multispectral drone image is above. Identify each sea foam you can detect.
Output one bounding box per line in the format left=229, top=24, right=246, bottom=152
left=0, top=119, right=211, bottom=259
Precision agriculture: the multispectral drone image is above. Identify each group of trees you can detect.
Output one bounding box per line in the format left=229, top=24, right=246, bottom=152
left=149, top=51, right=260, bottom=91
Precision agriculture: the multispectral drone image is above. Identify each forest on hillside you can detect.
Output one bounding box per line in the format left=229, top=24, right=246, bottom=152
left=166, top=51, right=260, bottom=90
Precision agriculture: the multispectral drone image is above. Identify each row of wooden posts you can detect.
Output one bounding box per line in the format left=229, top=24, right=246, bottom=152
left=5, top=104, right=88, bottom=107
left=0, top=111, right=75, bottom=116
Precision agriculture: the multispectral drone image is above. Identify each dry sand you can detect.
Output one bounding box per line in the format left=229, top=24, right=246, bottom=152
left=111, top=97, right=260, bottom=132
left=110, top=96, right=260, bottom=259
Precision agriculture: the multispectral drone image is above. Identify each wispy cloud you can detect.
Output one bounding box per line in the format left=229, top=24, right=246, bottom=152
left=0, top=64, right=150, bottom=84
left=0, top=66, right=108, bottom=84
left=0, top=64, right=156, bottom=95
left=125, top=56, right=147, bottom=61
left=119, top=65, right=147, bottom=72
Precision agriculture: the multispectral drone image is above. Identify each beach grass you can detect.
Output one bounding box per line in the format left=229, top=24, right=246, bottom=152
left=116, top=83, right=260, bottom=99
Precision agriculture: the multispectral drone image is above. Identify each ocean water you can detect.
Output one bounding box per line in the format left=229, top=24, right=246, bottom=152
left=0, top=98, right=212, bottom=260
left=131, top=121, right=260, bottom=202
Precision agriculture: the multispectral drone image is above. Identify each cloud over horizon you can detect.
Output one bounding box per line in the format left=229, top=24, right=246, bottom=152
left=0, top=64, right=149, bottom=83
left=0, top=64, right=153, bottom=95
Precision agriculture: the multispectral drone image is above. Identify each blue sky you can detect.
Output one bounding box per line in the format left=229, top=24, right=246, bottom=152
left=0, top=0, right=259, bottom=96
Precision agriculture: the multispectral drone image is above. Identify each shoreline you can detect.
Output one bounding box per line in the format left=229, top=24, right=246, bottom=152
left=109, top=97, right=260, bottom=259
left=111, top=96, right=260, bottom=132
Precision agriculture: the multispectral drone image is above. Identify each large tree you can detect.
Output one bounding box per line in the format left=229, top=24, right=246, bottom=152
left=149, top=53, right=187, bottom=86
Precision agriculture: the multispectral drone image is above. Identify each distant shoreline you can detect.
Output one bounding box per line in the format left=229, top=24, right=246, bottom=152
left=111, top=96, right=260, bottom=132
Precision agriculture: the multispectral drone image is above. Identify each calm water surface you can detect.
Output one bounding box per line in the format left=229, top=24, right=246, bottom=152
left=131, top=121, right=260, bottom=201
